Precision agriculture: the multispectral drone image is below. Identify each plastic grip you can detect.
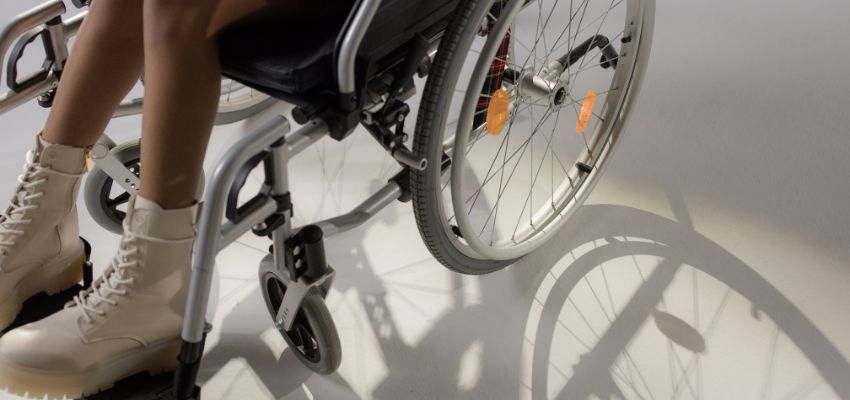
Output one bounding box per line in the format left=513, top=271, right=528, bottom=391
left=6, top=27, right=53, bottom=93
left=299, top=225, right=327, bottom=281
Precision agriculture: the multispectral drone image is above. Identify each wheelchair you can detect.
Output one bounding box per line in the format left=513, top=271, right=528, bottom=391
left=0, top=0, right=654, bottom=398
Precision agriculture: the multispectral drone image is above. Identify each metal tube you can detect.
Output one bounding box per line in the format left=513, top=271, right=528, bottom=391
left=391, top=147, right=428, bottom=171
left=45, top=19, right=68, bottom=71
left=286, top=120, right=329, bottom=155
left=113, top=98, right=144, bottom=118
left=270, top=141, right=292, bottom=276
left=307, top=180, right=401, bottom=237
left=182, top=115, right=295, bottom=343
left=337, top=0, right=382, bottom=94
left=63, top=11, right=85, bottom=37
left=270, top=141, right=290, bottom=196
left=0, top=74, right=55, bottom=115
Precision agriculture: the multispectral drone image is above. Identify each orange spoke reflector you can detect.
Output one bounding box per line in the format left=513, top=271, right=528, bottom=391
left=486, top=89, right=510, bottom=136
left=576, top=89, right=598, bottom=134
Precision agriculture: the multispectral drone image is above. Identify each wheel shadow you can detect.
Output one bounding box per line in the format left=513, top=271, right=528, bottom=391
left=519, top=196, right=850, bottom=399
left=314, top=190, right=850, bottom=399
left=80, top=191, right=850, bottom=399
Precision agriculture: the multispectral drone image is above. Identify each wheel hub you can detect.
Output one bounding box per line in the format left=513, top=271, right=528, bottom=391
left=514, top=66, right=569, bottom=108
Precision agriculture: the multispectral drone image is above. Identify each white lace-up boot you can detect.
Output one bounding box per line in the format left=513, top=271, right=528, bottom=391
left=0, top=195, right=199, bottom=398
left=0, top=134, right=88, bottom=330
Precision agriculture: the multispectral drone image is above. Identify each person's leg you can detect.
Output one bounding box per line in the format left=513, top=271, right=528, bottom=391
left=0, top=1, right=349, bottom=397
left=0, top=0, right=145, bottom=331
left=43, top=0, right=145, bottom=147
left=140, top=0, right=352, bottom=209
left=137, top=0, right=228, bottom=209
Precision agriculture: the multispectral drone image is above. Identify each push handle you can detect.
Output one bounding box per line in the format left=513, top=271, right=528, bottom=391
left=334, top=0, right=382, bottom=110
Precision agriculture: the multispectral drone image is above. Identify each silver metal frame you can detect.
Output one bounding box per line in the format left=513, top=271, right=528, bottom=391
left=1, top=0, right=411, bottom=375
left=337, top=0, right=382, bottom=95
left=0, top=1, right=65, bottom=113
left=0, top=5, right=90, bottom=116
left=182, top=0, right=400, bottom=342
left=181, top=116, right=405, bottom=341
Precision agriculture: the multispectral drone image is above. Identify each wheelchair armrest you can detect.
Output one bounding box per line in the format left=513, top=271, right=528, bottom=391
left=0, top=0, right=65, bottom=89
left=333, top=0, right=382, bottom=111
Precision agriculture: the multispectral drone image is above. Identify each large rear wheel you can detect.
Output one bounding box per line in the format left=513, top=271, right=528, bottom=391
left=412, top=0, right=654, bottom=273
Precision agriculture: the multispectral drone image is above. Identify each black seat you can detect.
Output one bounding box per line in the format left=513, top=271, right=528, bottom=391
left=218, top=18, right=347, bottom=106
left=218, top=0, right=457, bottom=108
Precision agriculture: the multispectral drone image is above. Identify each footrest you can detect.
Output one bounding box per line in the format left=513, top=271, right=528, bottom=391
left=78, top=371, right=201, bottom=400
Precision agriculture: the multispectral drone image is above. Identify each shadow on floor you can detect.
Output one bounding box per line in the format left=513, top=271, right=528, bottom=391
left=81, top=191, right=850, bottom=399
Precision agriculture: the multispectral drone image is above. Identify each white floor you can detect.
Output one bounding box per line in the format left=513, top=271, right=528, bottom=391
left=1, top=0, right=849, bottom=399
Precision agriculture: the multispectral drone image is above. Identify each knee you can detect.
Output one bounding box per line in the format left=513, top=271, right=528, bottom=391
left=144, top=0, right=217, bottom=44
left=86, top=0, right=144, bottom=40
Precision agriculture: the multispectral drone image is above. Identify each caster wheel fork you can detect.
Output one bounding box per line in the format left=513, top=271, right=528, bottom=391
left=259, top=224, right=342, bottom=374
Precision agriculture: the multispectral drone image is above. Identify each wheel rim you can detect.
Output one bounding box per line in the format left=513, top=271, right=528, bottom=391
left=98, top=158, right=140, bottom=226
left=438, top=0, right=649, bottom=260
left=218, top=79, right=270, bottom=114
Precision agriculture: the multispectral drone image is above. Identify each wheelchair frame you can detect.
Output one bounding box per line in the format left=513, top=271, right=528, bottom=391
left=1, top=0, right=650, bottom=396
left=1, top=0, right=438, bottom=398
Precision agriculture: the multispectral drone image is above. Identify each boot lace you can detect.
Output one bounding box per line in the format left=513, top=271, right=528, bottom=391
left=0, top=150, right=83, bottom=260
left=72, top=224, right=194, bottom=324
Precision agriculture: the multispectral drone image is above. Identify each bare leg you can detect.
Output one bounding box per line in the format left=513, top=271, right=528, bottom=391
left=42, top=0, right=144, bottom=147
left=139, top=0, right=280, bottom=210
left=139, top=0, right=349, bottom=209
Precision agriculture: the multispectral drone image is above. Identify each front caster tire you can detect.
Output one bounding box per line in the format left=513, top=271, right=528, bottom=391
left=259, top=260, right=341, bottom=375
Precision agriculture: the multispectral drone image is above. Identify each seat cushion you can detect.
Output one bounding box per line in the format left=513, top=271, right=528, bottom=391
left=218, top=17, right=346, bottom=101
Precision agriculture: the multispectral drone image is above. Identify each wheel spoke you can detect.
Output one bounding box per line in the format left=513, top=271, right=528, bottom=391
left=107, top=191, right=131, bottom=210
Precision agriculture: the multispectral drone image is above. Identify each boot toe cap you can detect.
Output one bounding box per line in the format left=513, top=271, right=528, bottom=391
left=0, top=320, right=83, bottom=372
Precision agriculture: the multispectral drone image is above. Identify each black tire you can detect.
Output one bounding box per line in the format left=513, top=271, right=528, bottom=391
left=262, top=272, right=342, bottom=375
left=412, top=0, right=516, bottom=275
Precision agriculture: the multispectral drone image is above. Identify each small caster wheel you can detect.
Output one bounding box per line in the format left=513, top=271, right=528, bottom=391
left=84, top=139, right=205, bottom=234
left=259, top=257, right=341, bottom=374
left=83, top=140, right=141, bottom=234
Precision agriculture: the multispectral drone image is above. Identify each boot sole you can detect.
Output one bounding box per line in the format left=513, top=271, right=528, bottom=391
left=0, top=250, right=87, bottom=331
left=0, top=337, right=181, bottom=399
